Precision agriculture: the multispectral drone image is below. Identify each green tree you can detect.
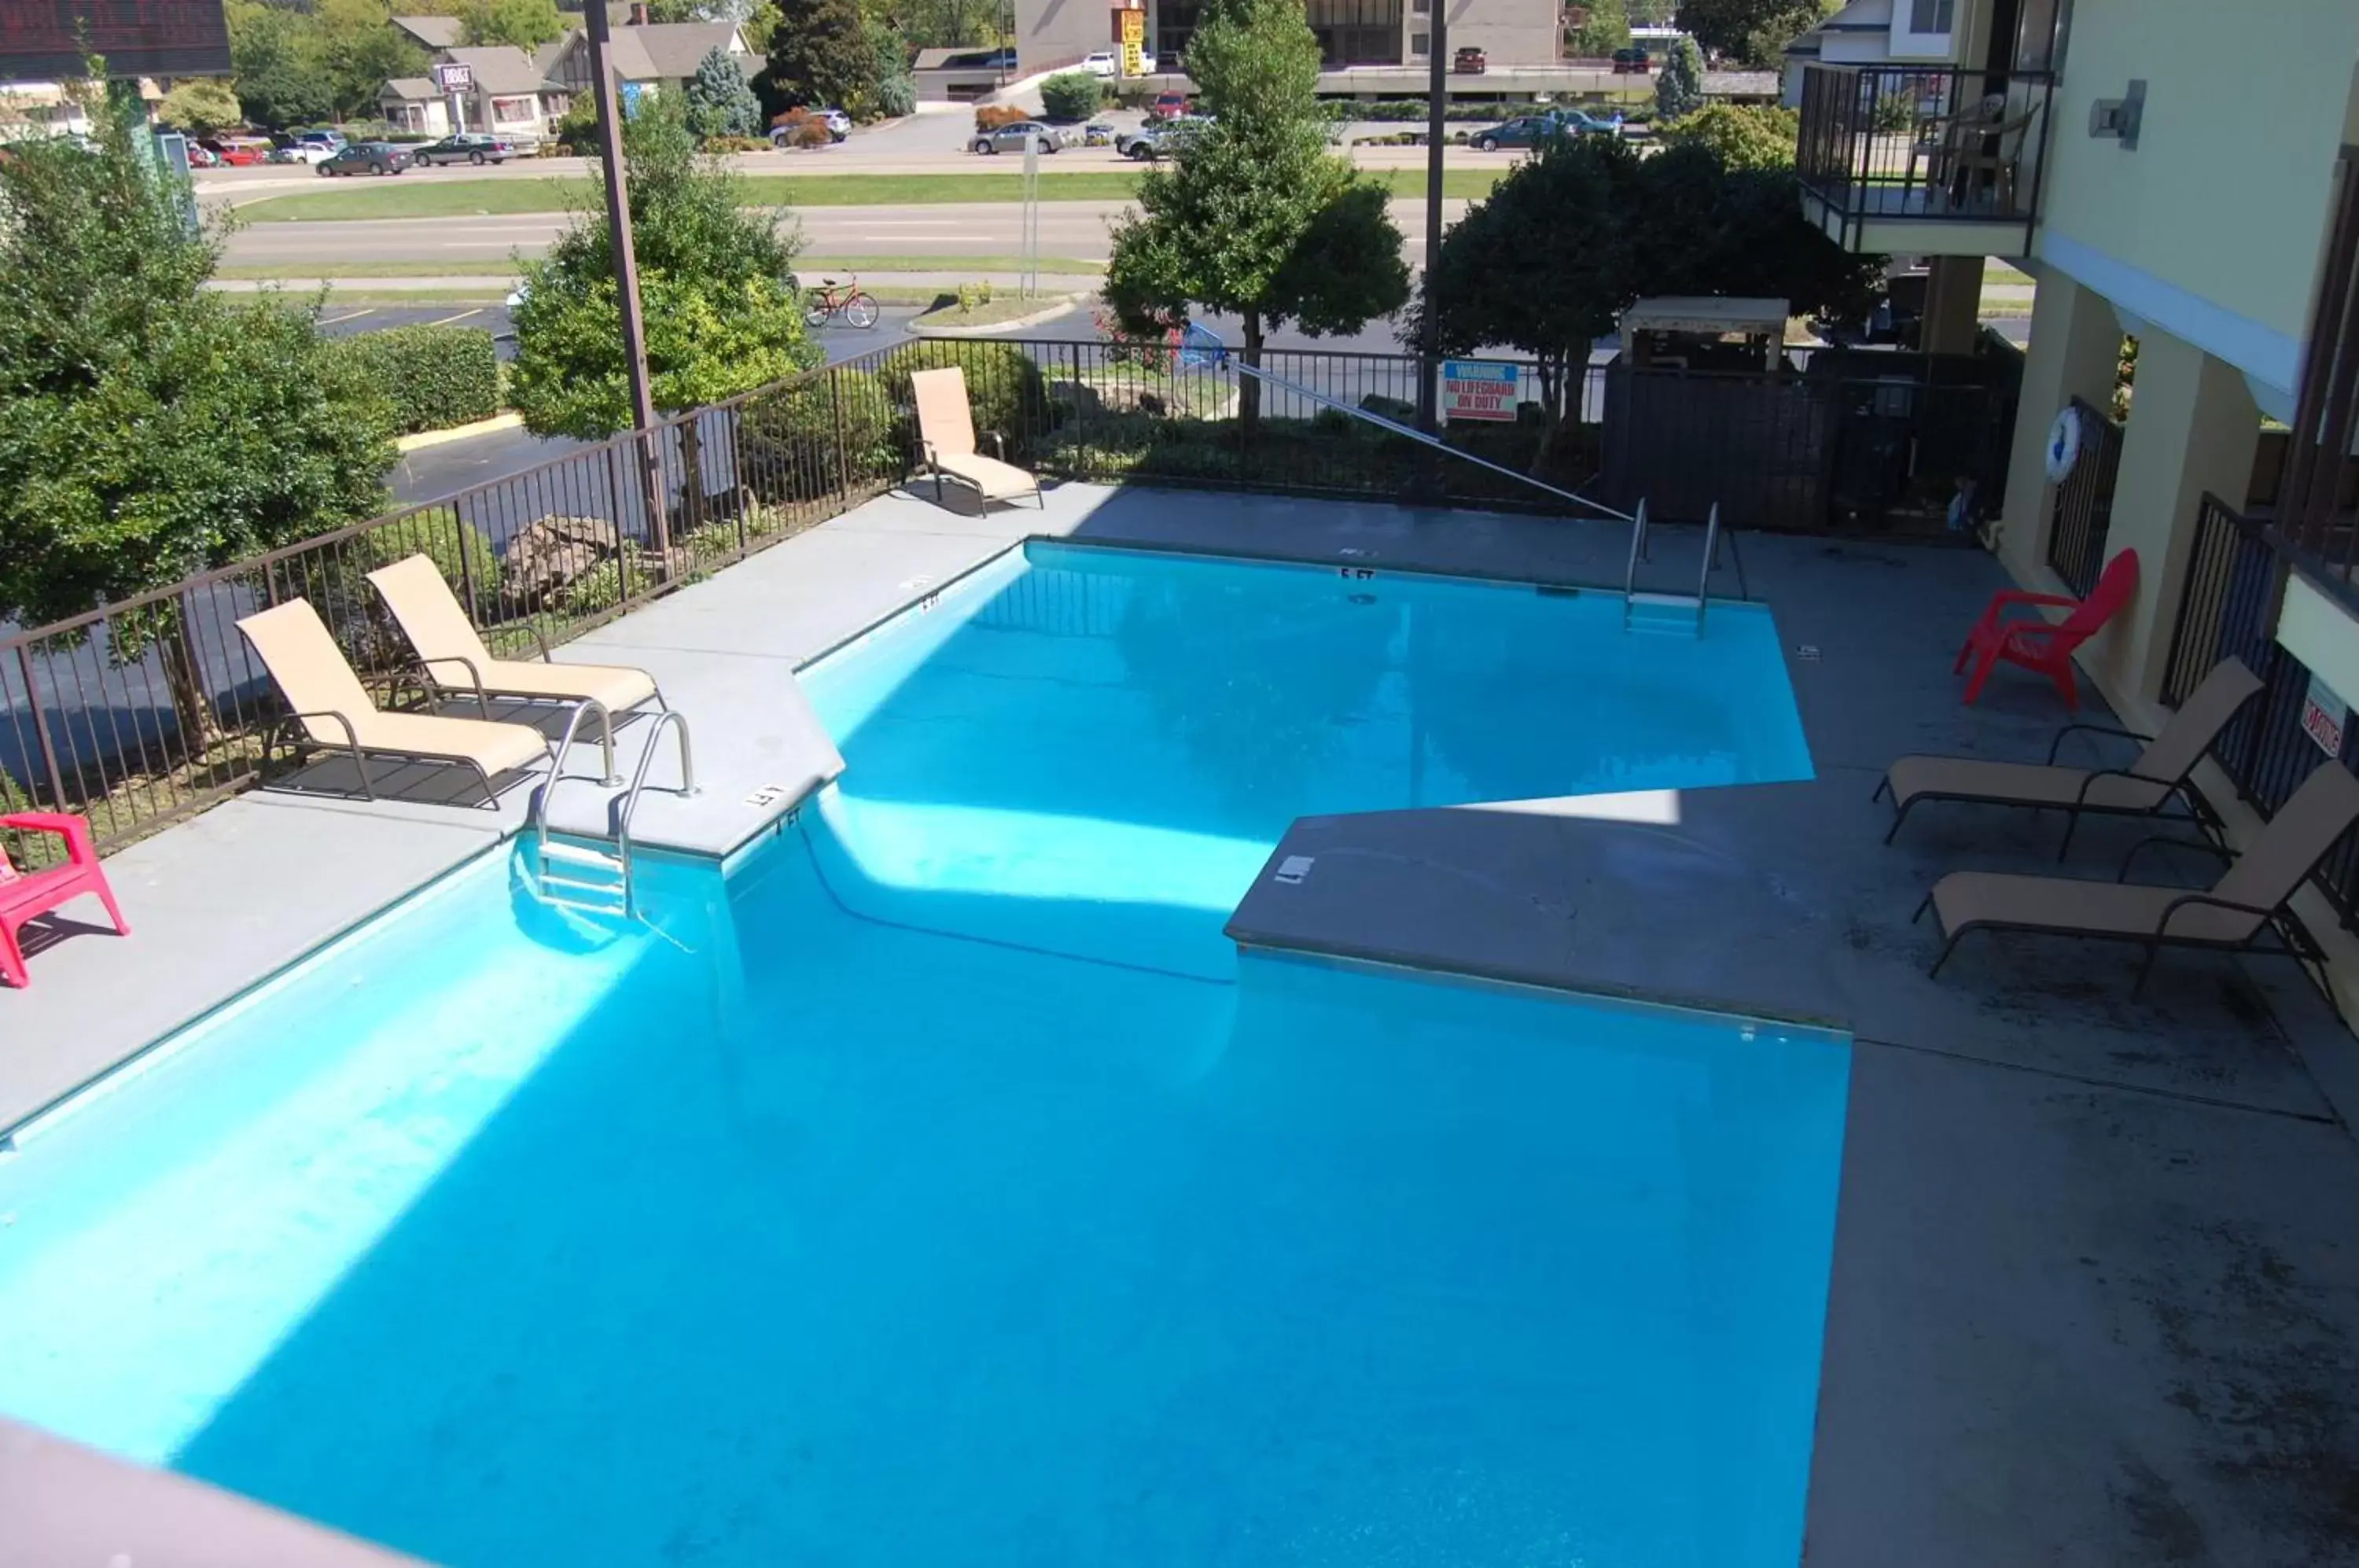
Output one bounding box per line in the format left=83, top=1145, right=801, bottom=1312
left=225, top=0, right=337, bottom=129
left=685, top=41, right=763, bottom=136
left=1105, top=0, right=1408, bottom=429
left=460, top=0, right=565, bottom=48
left=1654, top=31, right=1705, bottom=117
left=760, top=0, right=874, bottom=111
left=0, top=90, right=396, bottom=748
left=158, top=77, right=243, bottom=133
left=1675, top=0, right=1829, bottom=68
left=312, top=0, right=429, bottom=117
left=1654, top=101, right=1796, bottom=167
left=1568, top=0, right=1630, bottom=60
left=510, top=94, right=819, bottom=525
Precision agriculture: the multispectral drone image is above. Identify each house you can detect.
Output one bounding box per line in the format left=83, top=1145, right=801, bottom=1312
left=380, top=42, right=573, bottom=140
left=389, top=13, right=466, bottom=53
left=1011, top=0, right=1559, bottom=79
left=540, top=9, right=756, bottom=104
left=1788, top=0, right=2359, bottom=1007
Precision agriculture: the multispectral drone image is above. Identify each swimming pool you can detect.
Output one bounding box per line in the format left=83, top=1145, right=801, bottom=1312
left=0, top=542, right=1847, bottom=1566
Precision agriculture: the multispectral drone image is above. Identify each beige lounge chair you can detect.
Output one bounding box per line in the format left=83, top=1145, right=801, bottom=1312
left=235, top=598, right=552, bottom=806
left=910, top=366, right=1043, bottom=510
left=1877, top=657, right=2262, bottom=856
left=1918, top=760, right=2359, bottom=993
left=365, top=554, right=661, bottom=719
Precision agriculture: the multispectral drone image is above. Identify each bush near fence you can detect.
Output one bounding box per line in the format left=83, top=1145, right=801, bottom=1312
left=879, top=340, right=1051, bottom=462
left=336, top=326, right=502, bottom=437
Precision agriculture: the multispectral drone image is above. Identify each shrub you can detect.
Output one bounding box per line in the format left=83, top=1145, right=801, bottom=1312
left=739, top=367, right=901, bottom=502
left=789, top=120, right=834, bottom=149
left=702, top=134, right=771, bottom=153
left=974, top=105, right=1029, bottom=132
left=1039, top=71, right=1103, bottom=123
left=337, top=326, right=501, bottom=436
left=361, top=507, right=502, bottom=618
left=870, top=69, right=916, bottom=119
left=879, top=340, right=1049, bottom=460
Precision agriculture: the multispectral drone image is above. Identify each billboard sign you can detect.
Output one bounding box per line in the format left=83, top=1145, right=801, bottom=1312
left=1441, top=359, right=1518, bottom=421
left=1117, top=6, right=1144, bottom=75
left=432, top=60, right=473, bottom=93
left=0, top=0, right=231, bottom=81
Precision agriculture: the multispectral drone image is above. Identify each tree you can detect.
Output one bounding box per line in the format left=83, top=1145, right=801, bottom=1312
left=760, top=0, right=874, bottom=112
left=1654, top=32, right=1705, bottom=117
left=311, top=0, right=429, bottom=118
left=158, top=77, right=243, bottom=133
left=1676, top=0, right=1829, bottom=68
left=0, top=90, right=396, bottom=750
left=1654, top=101, right=1797, bottom=168
left=1038, top=70, right=1102, bottom=123
left=1568, top=0, right=1630, bottom=61
left=510, top=95, right=820, bottom=526
left=224, top=0, right=336, bottom=129
left=460, top=0, right=565, bottom=47
left=1104, top=0, right=1408, bottom=429
left=685, top=42, right=762, bottom=136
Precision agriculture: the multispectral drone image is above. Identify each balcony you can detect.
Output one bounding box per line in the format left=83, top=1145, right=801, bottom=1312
left=1794, top=64, right=2055, bottom=256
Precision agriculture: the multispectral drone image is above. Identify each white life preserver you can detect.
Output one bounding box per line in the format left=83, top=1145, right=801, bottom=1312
left=2044, top=405, right=2083, bottom=483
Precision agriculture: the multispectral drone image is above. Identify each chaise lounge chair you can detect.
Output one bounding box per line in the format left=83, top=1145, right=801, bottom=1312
left=1956, top=547, right=2138, bottom=709
left=910, top=366, right=1043, bottom=510
left=1878, top=656, right=2262, bottom=855
left=2, top=812, right=130, bottom=988
left=365, top=554, right=663, bottom=720
left=1917, top=759, right=2359, bottom=994
left=235, top=598, right=553, bottom=806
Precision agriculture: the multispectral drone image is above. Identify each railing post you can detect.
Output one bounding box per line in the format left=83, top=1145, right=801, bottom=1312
left=831, top=366, right=852, bottom=501
left=17, top=643, right=69, bottom=812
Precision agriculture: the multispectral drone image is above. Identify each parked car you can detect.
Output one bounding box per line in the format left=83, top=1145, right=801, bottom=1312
left=1117, top=115, right=1209, bottom=159
left=183, top=142, right=220, bottom=167
left=297, top=128, right=347, bottom=153
left=199, top=135, right=275, bottom=166
left=1611, top=45, right=1652, bottom=72
left=1149, top=91, right=1191, bottom=120
left=1556, top=108, right=1625, bottom=138
left=318, top=142, right=413, bottom=176
left=1081, top=48, right=1155, bottom=75
left=414, top=132, right=517, bottom=166
left=970, top=120, right=1065, bottom=154
left=770, top=109, right=850, bottom=146
left=1452, top=46, right=1487, bottom=74
left=1467, top=115, right=1559, bottom=152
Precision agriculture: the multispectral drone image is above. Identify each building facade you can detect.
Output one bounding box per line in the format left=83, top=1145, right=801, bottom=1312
left=1790, top=0, right=2359, bottom=1002
left=1012, top=0, right=1558, bottom=78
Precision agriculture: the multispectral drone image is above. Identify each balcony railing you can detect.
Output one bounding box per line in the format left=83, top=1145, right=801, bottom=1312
left=1794, top=64, right=2055, bottom=253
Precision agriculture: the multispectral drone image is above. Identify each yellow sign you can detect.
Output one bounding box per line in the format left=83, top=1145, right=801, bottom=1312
left=1118, top=6, right=1144, bottom=73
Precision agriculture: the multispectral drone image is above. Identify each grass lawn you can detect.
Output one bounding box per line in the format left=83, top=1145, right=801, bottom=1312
left=909, top=293, right=1080, bottom=329
left=237, top=167, right=1503, bottom=222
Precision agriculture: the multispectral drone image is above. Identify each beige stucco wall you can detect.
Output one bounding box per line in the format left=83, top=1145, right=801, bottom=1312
left=1441, top=0, right=1558, bottom=69
left=2033, top=1, right=2359, bottom=392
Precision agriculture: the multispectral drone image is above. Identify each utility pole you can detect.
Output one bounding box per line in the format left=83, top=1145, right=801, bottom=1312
left=584, top=0, right=672, bottom=567
left=1411, top=0, right=1448, bottom=501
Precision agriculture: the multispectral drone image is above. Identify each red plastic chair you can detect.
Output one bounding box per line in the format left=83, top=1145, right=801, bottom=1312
left=1, top=812, right=131, bottom=988
left=1956, top=549, right=2140, bottom=710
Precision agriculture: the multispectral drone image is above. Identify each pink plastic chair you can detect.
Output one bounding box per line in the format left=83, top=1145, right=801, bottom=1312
left=1, top=812, right=131, bottom=988
left=1956, top=549, right=2140, bottom=710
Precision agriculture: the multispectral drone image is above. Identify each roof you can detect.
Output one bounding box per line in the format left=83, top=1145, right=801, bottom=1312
left=381, top=76, right=440, bottom=101
left=532, top=38, right=570, bottom=75
left=391, top=14, right=466, bottom=48
left=1621, top=296, right=1791, bottom=335
left=625, top=21, right=745, bottom=79
left=435, top=44, right=552, bottom=94
left=912, top=46, right=1005, bottom=71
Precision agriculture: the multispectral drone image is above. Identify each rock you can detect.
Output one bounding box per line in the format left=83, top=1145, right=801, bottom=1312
left=504, top=515, right=618, bottom=602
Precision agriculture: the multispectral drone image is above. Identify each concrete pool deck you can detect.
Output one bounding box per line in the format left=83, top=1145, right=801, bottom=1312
left=6, top=480, right=2359, bottom=1563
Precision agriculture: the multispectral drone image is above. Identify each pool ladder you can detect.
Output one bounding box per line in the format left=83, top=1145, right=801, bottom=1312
left=531, top=700, right=698, bottom=920
left=1621, top=500, right=1730, bottom=632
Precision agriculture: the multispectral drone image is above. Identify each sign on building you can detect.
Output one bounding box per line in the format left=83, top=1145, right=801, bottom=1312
left=432, top=60, right=474, bottom=92
left=1441, top=360, right=1518, bottom=422
left=1118, top=7, right=1145, bottom=76
left=2303, top=671, right=2348, bottom=758
left=0, top=0, right=230, bottom=79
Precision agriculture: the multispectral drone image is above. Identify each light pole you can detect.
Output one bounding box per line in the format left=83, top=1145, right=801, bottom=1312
left=1412, top=0, right=1447, bottom=499
left=584, top=0, right=672, bottom=567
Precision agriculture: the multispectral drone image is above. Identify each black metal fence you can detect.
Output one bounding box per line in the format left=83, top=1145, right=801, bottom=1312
left=1794, top=63, right=2056, bottom=253
left=2162, top=493, right=2359, bottom=928
left=1, top=331, right=2022, bottom=859
left=2044, top=396, right=2123, bottom=597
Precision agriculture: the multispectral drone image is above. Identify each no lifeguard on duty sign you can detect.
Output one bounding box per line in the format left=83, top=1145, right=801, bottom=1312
left=1441, top=360, right=1518, bottom=422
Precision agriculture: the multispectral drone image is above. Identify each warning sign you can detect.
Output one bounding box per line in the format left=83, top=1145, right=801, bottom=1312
left=1441, top=359, right=1517, bottom=421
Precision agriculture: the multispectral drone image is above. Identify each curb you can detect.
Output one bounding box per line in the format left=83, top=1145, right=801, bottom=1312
left=911, top=298, right=1086, bottom=336
left=396, top=411, right=524, bottom=451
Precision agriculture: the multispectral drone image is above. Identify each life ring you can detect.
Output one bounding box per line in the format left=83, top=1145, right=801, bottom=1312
left=2044, top=405, right=2083, bottom=483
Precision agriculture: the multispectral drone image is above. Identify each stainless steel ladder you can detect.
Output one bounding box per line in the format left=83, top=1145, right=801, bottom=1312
left=1622, top=500, right=1726, bottom=631
left=531, top=702, right=698, bottom=919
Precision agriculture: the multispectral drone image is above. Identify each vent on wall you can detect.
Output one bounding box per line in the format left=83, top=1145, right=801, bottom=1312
left=2088, top=79, right=2144, bottom=150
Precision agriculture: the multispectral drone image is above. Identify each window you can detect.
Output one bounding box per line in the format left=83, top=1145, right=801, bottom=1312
left=1908, top=0, right=1954, bottom=31
left=1410, top=31, right=1429, bottom=53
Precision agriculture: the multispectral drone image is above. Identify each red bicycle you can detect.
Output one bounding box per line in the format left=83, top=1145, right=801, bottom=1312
left=804, top=274, right=881, bottom=329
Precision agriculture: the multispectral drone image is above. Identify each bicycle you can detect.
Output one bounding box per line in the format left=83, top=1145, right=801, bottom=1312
left=804, top=274, right=881, bottom=329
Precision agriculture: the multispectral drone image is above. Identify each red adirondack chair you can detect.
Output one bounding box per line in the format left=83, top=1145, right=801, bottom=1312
left=1956, top=549, right=2140, bottom=710
left=2, top=812, right=131, bottom=988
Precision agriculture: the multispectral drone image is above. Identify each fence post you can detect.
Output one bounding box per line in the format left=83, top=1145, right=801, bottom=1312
left=455, top=511, right=480, bottom=617
left=17, top=643, right=69, bottom=812
left=604, top=439, right=633, bottom=605
left=831, top=366, right=852, bottom=501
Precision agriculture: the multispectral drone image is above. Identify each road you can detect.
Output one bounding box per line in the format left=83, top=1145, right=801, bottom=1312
left=219, top=196, right=1466, bottom=270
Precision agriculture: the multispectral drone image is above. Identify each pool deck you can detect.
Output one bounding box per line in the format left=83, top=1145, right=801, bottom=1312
left=9, top=480, right=2359, bottom=1563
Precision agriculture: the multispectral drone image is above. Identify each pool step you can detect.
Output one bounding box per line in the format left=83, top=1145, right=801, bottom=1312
left=536, top=837, right=630, bottom=916
left=1625, top=593, right=1704, bottom=637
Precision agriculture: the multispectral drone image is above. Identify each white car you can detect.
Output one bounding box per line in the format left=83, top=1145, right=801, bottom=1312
left=273, top=142, right=336, bottom=165
left=1081, top=49, right=1154, bottom=76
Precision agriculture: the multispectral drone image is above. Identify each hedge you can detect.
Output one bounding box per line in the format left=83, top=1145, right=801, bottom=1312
left=879, top=340, right=1050, bottom=462
left=1040, top=71, right=1105, bottom=123
left=337, top=326, right=501, bottom=437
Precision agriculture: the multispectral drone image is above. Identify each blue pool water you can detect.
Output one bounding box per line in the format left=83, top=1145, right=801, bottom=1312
left=0, top=543, right=1846, bottom=1566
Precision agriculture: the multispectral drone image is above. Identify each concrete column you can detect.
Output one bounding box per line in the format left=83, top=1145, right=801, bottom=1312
left=1996, top=269, right=2124, bottom=587
left=2086, top=328, right=2261, bottom=708
left=1918, top=256, right=1985, bottom=356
